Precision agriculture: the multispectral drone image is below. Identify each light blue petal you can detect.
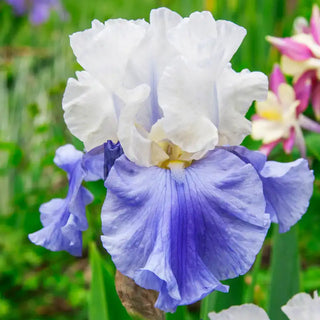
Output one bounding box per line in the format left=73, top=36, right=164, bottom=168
left=54, top=144, right=83, bottom=174
left=225, top=146, right=314, bottom=233
left=82, top=144, right=105, bottom=181
left=29, top=144, right=93, bottom=256
left=29, top=205, right=83, bottom=257
left=103, top=140, right=123, bottom=178
left=259, top=159, right=314, bottom=233
left=82, top=141, right=123, bottom=180
left=101, top=149, right=270, bottom=312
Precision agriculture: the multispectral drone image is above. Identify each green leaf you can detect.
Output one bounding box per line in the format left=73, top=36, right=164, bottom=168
left=245, top=250, right=263, bottom=303
left=88, top=242, right=132, bottom=320
left=212, top=277, right=244, bottom=312
left=200, top=292, right=216, bottom=320
left=166, top=306, right=188, bottom=320
left=306, top=133, right=320, bottom=161
left=268, top=226, right=300, bottom=320
left=199, top=276, right=244, bottom=320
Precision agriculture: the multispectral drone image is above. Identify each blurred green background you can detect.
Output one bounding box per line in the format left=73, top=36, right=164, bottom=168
left=1, top=0, right=320, bottom=319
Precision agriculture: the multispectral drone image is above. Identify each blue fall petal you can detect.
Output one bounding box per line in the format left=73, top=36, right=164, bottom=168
left=101, top=148, right=271, bottom=312
left=29, top=141, right=123, bottom=256
left=225, top=146, right=314, bottom=233
left=82, top=140, right=123, bottom=181
left=29, top=145, right=94, bottom=256
left=103, top=140, right=123, bottom=179
left=82, top=144, right=105, bottom=181
left=259, top=160, right=314, bottom=233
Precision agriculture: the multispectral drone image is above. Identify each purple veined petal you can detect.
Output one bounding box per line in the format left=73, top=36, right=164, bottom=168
left=283, top=127, right=295, bottom=154
left=29, top=145, right=93, bottom=256
left=267, top=36, right=314, bottom=61
left=260, top=158, right=313, bottom=232
left=103, top=140, right=123, bottom=179
left=82, top=144, right=105, bottom=181
left=270, top=64, right=285, bottom=97
left=311, top=4, right=320, bottom=45
left=294, top=71, right=313, bottom=114
left=225, top=146, right=314, bottom=233
left=299, top=114, right=320, bottom=133
left=82, top=140, right=123, bottom=181
left=54, top=144, right=83, bottom=173
left=260, top=140, right=281, bottom=156
left=312, top=82, right=320, bottom=120
left=101, top=149, right=270, bottom=312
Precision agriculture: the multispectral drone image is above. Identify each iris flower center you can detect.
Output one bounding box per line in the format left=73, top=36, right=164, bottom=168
left=157, top=141, right=192, bottom=169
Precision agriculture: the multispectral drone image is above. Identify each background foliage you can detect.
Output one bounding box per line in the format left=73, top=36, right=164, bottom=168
left=1, top=0, right=320, bottom=319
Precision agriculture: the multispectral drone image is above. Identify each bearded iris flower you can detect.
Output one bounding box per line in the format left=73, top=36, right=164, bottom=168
left=208, top=291, right=320, bottom=320
left=251, top=65, right=320, bottom=156
left=29, top=8, right=314, bottom=312
left=267, top=4, right=320, bottom=119
left=5, top=0, right=66, bottom=25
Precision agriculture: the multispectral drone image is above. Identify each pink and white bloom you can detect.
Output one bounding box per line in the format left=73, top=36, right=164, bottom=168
left=208, top=291, right=320, bottom=320
left=267, top=4, right=320, bottom=119
left=251, top=65, right=320, bottom=156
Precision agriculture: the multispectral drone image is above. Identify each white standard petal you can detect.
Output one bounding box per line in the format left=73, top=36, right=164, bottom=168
left=169, top=12, right=246, bottom=70
left=217, top=65, right=268, bottom=146
left=281, top=291, right=320, bottom=320
left=62, top=71, right=118, bottom=151
left=117, top=85, right=169, bottom=167
left=157, top=57, right=219, bottom=154
left=209, top=304, right=270, bottom=320
left=70, top=18, right=147, bottom=94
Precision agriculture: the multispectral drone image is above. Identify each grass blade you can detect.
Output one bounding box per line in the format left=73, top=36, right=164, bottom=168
left=268, top=225, right=300, bottom=320
left=89, top=242, right=132, bottom=320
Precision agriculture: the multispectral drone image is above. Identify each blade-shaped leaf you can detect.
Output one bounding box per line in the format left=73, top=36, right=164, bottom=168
left=166, top=306, right=188, bottom=320
left=199, top=276, right=244, bottom=319
left=268, top=225, right=300, bottom=320
left=88, top=242, right=132, bottom=320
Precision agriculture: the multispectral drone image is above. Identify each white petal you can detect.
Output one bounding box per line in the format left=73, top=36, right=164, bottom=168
left=217, top=66, right=268, bottom=145
left=281, top=291, right=320, bottom=320
left=123, top=8, right=182, bottom=131
left=169, top=11, right=217, bottom=63
left=251, top=119, right=289, bottom=143
left=169, top=12, right=246, bottom=70
left=151, top=115, right=219, bottom=155
left=117, top=86, right=169, bottom=167
left=278, top=83, right=297, bottom=108
left=281, top=55, right=311, bottom=78
left=70, top=18, right=147, bottom=94
left=255, top=91, right=281, bottom=115
left=158, top=57, right=219, bottom=153
left=215, top=19, right=247, bottom=63
left=292, top=33, right=320, bottom=57
left=62, top=71, right=118, bottom=151
left=209, top=304, right=270, bottom=320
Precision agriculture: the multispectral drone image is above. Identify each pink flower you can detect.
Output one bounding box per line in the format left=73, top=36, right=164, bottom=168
left=267, top=5, right=320, bottom=119
left=251, top=65, right=320, bottom=156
